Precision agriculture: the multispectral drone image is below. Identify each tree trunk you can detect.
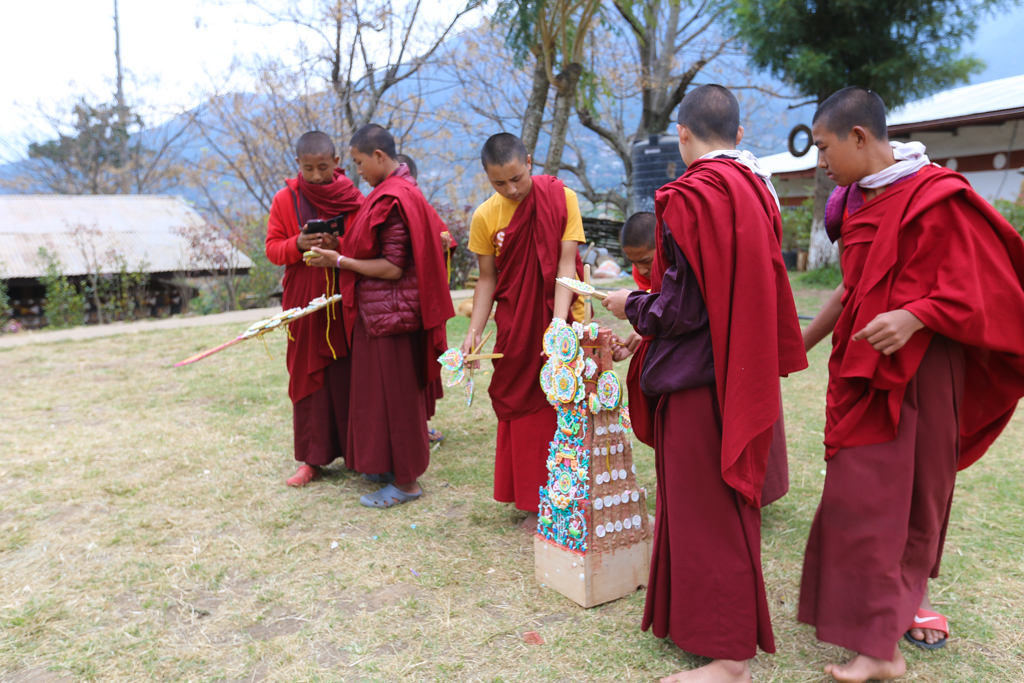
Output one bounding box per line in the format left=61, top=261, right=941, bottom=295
left=543, top=63, right=582, bottom=177
left=521, top=55, right=550, bottom=157
left=807, top=166, right=838, bottom=269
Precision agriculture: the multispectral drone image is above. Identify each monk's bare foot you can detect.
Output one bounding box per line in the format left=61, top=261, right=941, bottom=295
left=395, top=481, right=422, bottom=496
left=908, top=590, right=945, bottom=645
left=286, top=464, right=319, bottom=487
left=824, top=646, right=905, bottom=682
left=660, top=659, right=750, bottom=683
left=521, top=512, right=539, bottom=532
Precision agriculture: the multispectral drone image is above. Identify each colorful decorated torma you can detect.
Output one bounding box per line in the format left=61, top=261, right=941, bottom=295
left=536, top=319, right=647, bottom=555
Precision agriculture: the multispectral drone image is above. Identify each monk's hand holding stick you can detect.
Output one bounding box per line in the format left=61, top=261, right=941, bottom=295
left=601, top=289, right=632, bottom=320
left=460, top=328, right=482, bottom=370
left=307, top=246, right=342, bottom=269
left=852, top=309, right=925, bottom=356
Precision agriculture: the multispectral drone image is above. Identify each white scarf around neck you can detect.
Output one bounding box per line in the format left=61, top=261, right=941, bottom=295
left=857, top=141, right=930, bottom=189
left=700, top=149, right=781, bottom=210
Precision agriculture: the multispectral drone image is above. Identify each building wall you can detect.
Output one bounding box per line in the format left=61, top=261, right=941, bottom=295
left=773, top=119, right=1024, bottom=203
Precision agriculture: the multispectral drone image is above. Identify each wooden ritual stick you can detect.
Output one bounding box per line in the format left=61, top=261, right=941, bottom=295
left=583, top=264, right=593, bottom=326
left=465, top=352, right=503, bottom=361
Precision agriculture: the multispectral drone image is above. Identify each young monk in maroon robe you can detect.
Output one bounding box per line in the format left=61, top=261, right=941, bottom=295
left=461, top=133, right=586, bottom=524
left=308, top=124, right=455, bottom=508
left=797, top=86, right=1024, bottom=683
left=265, top=131, right=364, bottom=487
left=619, top=213, right=791, bottom=508
left=603, top=85, right=807, bottom=683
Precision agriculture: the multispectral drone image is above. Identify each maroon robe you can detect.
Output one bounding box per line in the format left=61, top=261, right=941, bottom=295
left=635, top=158, right=806, bottom=660
left=488, top=175, right=582, bottom=512
left=266, top=170, right=363, bottom=465
left=339, top=165, right=454, bottom=483
left=800, top=335, right=964, bottom=660
left=799, top=166, right=1024, bottom=659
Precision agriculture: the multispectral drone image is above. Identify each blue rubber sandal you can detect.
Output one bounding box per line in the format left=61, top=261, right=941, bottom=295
left=428, top=428, right=444, bottom=444
left=362, top=472, right=395, bottom=484
left=360, top=483, right=422, bottom=508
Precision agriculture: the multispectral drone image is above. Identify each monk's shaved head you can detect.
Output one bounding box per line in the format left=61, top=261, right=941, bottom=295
left=813, top=87, right=888, bottom=141
left=677, top=84, right=740, bottom=145
left=350, top=123, right=397, bottom=159
left=481, top=133, right=528, bottom=169
left=296, top=131, right=336, bottom=158
left=621, top=212, right=656, bottom=249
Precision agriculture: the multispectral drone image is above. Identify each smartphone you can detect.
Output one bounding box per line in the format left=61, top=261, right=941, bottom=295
left=302, top=214, right=346, bottom=237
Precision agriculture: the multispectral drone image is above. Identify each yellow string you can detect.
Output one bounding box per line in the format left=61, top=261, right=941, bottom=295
left=259, top=332, right=273, bottom=360
left=324, top=267, right=337, bottom=360
left=286, top=324, right=294, bottom=342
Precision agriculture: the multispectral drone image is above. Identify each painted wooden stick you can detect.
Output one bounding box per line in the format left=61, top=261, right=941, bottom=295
left=174, top=337, right=246, bottom=367
left=464, top=352, right=504, bottom=361
left=583, top=264, right=593, bottom=326
left=555, top=277, right=608, bottom=300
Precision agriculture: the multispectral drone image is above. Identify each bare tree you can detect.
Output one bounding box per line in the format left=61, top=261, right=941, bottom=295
left=494, top=0, right=602, bottom=174
left=568, top=0, right=747, bottom=213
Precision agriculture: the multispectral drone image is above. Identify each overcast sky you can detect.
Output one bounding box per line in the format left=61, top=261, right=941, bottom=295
left=1, top=0, right=1023, bottom=162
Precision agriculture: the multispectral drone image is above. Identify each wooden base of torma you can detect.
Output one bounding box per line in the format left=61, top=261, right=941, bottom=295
left=535, top=534, right=652, bottom=608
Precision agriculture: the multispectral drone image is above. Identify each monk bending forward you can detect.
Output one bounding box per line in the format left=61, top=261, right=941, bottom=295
left=799, top=87, right=1024, bottom=682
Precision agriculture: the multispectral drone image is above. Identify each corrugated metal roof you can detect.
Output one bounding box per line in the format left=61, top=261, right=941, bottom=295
left=888, top=74, right=1024, bottom=127
left=0, top=195, right=254, bottom=279
left=760, top=147, right=818, bottom=175
left=760, top=75, right=1024, bottom=176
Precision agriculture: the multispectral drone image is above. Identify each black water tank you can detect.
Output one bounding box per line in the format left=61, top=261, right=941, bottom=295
left=631, top=134, right=685, bottom=212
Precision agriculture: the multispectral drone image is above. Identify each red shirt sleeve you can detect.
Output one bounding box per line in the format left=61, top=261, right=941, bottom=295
left=266, top=189, right=302, bottom=266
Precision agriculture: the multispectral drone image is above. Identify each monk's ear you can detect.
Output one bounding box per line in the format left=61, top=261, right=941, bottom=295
left=525, top=153, right=533, bottom=171
left=851, top=125, right=870, bottom=148
left=735, top=125, right=744, bottom=147
left=332, top=155, right=340, bottom=167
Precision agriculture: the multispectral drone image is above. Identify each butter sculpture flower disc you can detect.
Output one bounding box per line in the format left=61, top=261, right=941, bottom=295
left=438, top=348, right=466, bottom=388
left=597, top=371, right=621, bottom=410
left=551, top=365, right=578, bottom=404
left=554, top=326, right=580, bottom=364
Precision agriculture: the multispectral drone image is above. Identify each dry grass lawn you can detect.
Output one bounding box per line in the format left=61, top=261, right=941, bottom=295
left=1, top=283, right=1023, bottom=682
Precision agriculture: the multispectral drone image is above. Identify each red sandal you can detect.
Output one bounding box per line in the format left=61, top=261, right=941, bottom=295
left=904, top=608, right=949, bottom=650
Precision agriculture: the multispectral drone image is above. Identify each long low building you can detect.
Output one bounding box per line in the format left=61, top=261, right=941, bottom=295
left=0, top=195, right=253, bottom=326
left=763, top=75, right=1024, bottom=205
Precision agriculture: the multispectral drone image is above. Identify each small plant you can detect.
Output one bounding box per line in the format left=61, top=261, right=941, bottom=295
left=995, top=199, right=1024, bottom=237
left=781, top=198, right=814, bottom=253
left=795, top=264, right=844, bottom=290
left=37, top=247, right=87, bottom=329
left=0, top=260, right=10, bottom=330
